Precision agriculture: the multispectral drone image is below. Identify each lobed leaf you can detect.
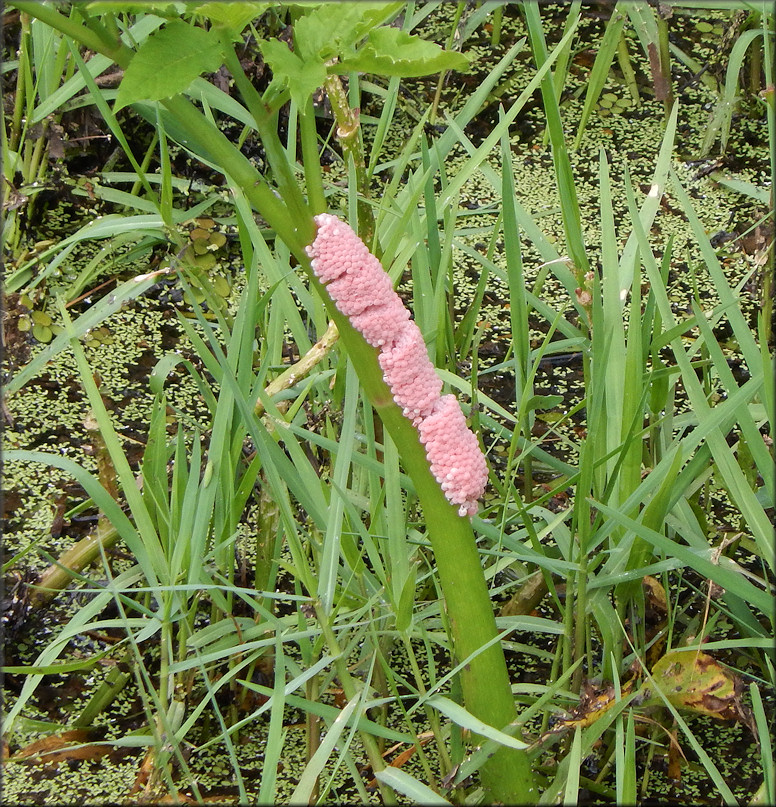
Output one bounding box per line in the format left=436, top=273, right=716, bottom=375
left=260, top=38, right=326, bottom=109
left=339, top=27, right=470, bottom=77
left=294, top=2, right=402, bottom=62
left=194, top=2, right=269, bottom=35
left=114, top=20, right=224, bottom=111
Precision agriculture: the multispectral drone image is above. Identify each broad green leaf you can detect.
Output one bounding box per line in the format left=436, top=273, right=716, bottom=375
left=339, top=27, right=470, bottom=77
left=194, top=2, right=270, bottom=35
left=294, top=2, right=402, bottom=62
left=260, top=39, right=327, bottom=108
left=114, top=21, right=224, bottom=111
left=261, top=3, right=401, bottom=106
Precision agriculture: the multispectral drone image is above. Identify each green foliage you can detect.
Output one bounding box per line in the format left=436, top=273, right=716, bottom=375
left=84, top=1, right=186, bottom=14
left=701, top=24, right=773, bottom=155
left=293, top=2, right=403, bottom=61
left=194, top=2, right=270, bottom=35
left=259, top=37, right=326, bottom=108
left=263, top=2, right=466, bottom=107
left=113, top=20, right=225, bottom=111
left=338, top=27, right=470, bottom=77
left=574, top=3, right=628, bottom=149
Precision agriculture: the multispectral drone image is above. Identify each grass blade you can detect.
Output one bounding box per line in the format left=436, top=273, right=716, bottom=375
left=375, top=768, right=452, bottom=805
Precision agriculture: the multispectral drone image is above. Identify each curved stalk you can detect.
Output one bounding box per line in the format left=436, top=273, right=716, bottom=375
left=307, top=278, right=538, bottom=803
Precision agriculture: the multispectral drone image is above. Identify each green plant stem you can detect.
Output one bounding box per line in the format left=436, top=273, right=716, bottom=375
left=656, top=14, right=674, bottom=118
left=9, top=12, right=30, bottom=153
left=130, top=131, right=158, bottom=198
left=10, top=2, right=310, bottom=253
left=401, top=634, right=453, bottom=783
left=523, top=1, right=589, bottom=280
left=491, top=4, right=504, bottom=47
left=13, top=1, right=129, bottom=64
left=761, top=258, right=773, bottom=348
left=550, top=1, right=581, bottom=124
left=27, top=119, right=48, bottom=184
left=749, top=19, right=762, bottom=92
left=74, top=659, right=132, bottom=727
left=101, top=9, right=121, bottom=45
left=161, top=95, right=311, bottom=254
left=300, top=93, right=326, bottom=214
left=323, top=73, right=373, bottom=245
left=218, top=31, right=310, bottom=224
left=617, top=34, right=641, bottom=106
left=30, top=521, right=119, bottom=609
left=572, top=559, right=590, bottom=690
left=430, top=2, right=465, bottom=124
left=306, top=670, right=322, bottom=803
left=308, top=281, right=537, bottom=801
left=255, top=319, right=339, bottom=417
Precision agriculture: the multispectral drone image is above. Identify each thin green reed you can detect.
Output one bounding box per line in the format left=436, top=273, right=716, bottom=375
left=522, top=1, right=590, bottom=283
left=574, top=3, right=627, bottom=149
left=500, top=124, right=535, bottom=501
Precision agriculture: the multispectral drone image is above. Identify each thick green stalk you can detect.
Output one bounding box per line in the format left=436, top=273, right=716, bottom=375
left=218, top=31, right=310, bottom=225
left=159, top=95, right=311, bottom=254
left=12, top=1, right=129, bottom=64
left=315, top=293, right=538, bottom=802
left=30, top=521, right=118, bottom=608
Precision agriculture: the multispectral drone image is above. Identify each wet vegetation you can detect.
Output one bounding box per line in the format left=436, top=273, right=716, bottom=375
left=2, top=2, right=774, bottom=805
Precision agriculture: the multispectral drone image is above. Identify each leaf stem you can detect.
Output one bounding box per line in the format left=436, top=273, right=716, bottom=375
left=218, top=31, right=310, bottom=224
left=323, top=73, right=374, bottom=245
left=299, top=93, right=327, bottom=214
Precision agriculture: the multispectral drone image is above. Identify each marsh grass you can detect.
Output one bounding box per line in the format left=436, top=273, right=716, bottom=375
left=2, top=2, right=774, bottom=804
